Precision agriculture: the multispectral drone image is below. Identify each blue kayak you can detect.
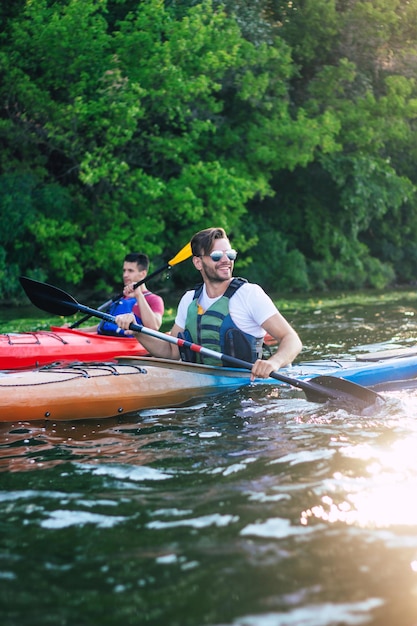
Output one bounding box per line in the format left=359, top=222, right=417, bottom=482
left=282, top=348, right=417, bottom=389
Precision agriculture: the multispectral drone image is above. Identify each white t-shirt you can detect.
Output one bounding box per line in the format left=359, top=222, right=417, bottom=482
left=175, top=282, right=278, bottom=338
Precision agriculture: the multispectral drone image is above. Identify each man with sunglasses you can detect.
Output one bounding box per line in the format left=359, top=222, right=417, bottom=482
left=115, top=227, right=302, bottom=379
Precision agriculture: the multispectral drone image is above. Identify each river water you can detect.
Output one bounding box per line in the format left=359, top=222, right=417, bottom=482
left=1, top=290, right=417, bottom=625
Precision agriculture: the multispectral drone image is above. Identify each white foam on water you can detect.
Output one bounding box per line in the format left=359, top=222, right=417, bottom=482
left=76, top=462, right=172, bottom=481
left=240, top=517, right=318, bottom=539
left=40, top=509, right=126, bottom=529
left=198, top=431, right=222, bottom=438
left=146, top=513, right=239, bottom=530
left=226, top=597, right=383, bottom=626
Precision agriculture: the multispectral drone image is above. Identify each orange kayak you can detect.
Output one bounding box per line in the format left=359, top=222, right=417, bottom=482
left=3, top=347, right=417, bottom=422
left=0, top=357, right=253, bottom=422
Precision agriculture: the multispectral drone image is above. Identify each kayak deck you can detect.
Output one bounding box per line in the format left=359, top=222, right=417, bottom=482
left=288, top=351, right=417, bottom=388
left=0, top=326, right=149, bottom=369
left=0, top=357, right=253, bottom=422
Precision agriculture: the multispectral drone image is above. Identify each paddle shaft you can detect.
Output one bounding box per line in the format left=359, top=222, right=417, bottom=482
left=64, top=300, right=349, bottom=401
left=19, top=275, right=384, bottom=407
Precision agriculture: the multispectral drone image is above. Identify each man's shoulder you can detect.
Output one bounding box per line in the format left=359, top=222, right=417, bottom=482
left=235, top=280, right=264, bottom=295
left=179, top=289, right=196, bottom=304
left=231, top=281, right=274, bottom=309
left=145, top=290, right=164, bottom=300
left=144, top=291, right=165, bottom=312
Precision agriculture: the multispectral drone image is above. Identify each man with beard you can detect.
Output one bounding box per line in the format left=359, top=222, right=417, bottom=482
left=115, top=228, right=301, bottom=379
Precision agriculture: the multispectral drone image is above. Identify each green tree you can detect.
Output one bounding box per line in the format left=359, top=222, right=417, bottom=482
left=0, top=0, right=334, bottom=298
left=244, top=0, right=417, bottom=290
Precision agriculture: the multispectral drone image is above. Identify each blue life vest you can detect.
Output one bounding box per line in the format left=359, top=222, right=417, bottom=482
left=97, top=297, right=138, bottom=337
left=178, top=278, right=264, bottom=366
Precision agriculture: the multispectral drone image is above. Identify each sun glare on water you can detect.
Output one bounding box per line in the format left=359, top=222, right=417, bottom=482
left=301, top=434, right=417, bottom=529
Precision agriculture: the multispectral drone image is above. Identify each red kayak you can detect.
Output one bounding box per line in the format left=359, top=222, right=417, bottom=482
left=0, top=326, right=278, bottom=370
left=0, top=326, right=150, bottom=370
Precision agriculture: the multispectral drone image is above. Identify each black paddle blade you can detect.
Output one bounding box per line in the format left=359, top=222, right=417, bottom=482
left=304, top=374, right=383, bottom=407
left=269, top=369, right=383, bottom=408
left=19, top=276, right=80, bottom=317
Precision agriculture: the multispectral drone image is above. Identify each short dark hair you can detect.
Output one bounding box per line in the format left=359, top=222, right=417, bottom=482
left=124, top=252, right=149, bottom=271
left=191, top=227, right=228, bottom=257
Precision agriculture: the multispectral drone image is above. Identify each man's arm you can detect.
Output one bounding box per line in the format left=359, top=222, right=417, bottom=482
left=115, top=312, right=181, bottom=360
left=250, top=312, right=302, bottom=380
left=132, top=288, right=163, bottom=330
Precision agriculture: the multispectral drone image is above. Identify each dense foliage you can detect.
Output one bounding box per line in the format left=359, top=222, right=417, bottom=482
left=1, top=0, right=417, bottom=300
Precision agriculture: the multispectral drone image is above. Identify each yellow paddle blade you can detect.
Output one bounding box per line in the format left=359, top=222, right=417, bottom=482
left=168, top=242, right=192, bottom=267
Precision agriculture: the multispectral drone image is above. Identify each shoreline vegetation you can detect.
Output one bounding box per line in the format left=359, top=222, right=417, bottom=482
left=2, top=1, right=417, bottom=299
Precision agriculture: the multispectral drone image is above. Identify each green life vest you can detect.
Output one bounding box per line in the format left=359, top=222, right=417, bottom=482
left=179, top=278, right=264, bottom=366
